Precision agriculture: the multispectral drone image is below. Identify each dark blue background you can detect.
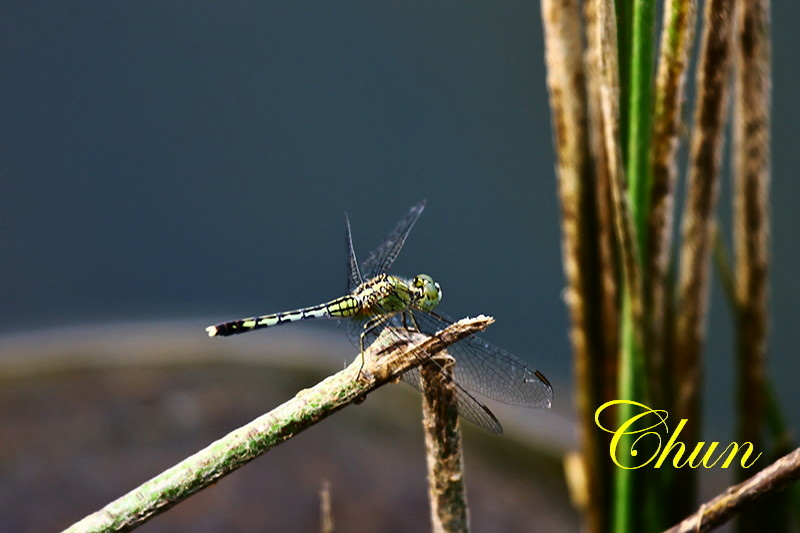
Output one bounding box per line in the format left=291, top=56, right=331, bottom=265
left=2, top=2, right=798, bottom=435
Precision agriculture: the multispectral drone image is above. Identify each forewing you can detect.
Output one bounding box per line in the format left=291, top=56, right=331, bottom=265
left=410, top=310, right=553, bottom=409
left=345, top=200, right=426, bottom=345
left=360, top=200, right=427, bottom=279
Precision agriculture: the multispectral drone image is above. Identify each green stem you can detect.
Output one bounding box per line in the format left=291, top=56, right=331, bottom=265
left=616, top=0, right=632, bottom=151
left=613, top=1, right=657, bottom=532
left=626, top=0, right=656, bottom=253
left=613, top=290, right=638, bottom=533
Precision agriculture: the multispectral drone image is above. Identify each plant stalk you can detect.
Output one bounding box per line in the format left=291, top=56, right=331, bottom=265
left=421, top=355, right=470, bottom=533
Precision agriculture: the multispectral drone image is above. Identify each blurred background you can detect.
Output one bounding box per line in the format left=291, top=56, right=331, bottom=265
left=1, top=2, right=798, bottom=531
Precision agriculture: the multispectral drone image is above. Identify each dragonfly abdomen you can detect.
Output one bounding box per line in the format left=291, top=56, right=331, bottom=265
left=206, top=295, right=361, bottom=337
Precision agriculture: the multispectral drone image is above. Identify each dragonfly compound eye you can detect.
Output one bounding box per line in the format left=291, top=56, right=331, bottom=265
left=413, top=274, right=442, bottom=311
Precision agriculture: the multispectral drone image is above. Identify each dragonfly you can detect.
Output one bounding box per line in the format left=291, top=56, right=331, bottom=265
left=206, top=200, right=553, bottom=433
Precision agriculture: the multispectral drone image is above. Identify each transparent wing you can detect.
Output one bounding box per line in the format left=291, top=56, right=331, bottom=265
left=347, top=313, right=503, bottom=435
left=400, top=368, right=503, bottom=434
left=345, top=214, right=363, bottom=293
left=409, top=310, right=553, bottom=409
left=345, top=199, right=426, bottom=341
left=345, top=309, right=504, bottom=433
left=360, top=200, right=426, bottom=280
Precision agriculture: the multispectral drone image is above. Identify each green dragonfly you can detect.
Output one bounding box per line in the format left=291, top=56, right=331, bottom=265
left=206, top=200, right=552, bottom=433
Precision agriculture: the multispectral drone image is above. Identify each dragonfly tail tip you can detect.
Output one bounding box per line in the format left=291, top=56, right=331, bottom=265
left=205, top=326, right=219, bottom=337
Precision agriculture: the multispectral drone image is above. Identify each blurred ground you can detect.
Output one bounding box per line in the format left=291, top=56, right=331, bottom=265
left=0, top=322, right=576, bottom=532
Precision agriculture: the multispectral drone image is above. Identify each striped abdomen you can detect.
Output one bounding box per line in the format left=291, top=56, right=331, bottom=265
left=206, top=295, right=360, bottom=337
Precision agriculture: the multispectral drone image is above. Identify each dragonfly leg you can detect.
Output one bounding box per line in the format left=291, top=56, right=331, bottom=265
left=356, top=315, right=386, bottom=380
left=358, top=315, right=400, bottom=378
left=405, top=311, right=421, bottom=333
left=357, top=331, right=367, bottom=379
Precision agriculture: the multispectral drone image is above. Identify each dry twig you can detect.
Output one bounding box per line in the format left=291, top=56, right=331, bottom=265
left=540, top=1, right=608, bottom=530
left=733, top=0, right=771, bottom=466
left=663, top=447, right=800, bottom=533
left=673, top=0, right=736, bottom=511
left=648, top=0, right=698, bottom=406
left=421, top=356, right=470, bottom=533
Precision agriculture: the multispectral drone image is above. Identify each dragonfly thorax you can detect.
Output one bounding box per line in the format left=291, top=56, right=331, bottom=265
left=352, top=274, right=441, bottom=315
left=410, top=274, right=442, bottom=312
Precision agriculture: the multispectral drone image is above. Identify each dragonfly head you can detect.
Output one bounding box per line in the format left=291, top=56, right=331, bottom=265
left=411, top=274, right=442, bottom=311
